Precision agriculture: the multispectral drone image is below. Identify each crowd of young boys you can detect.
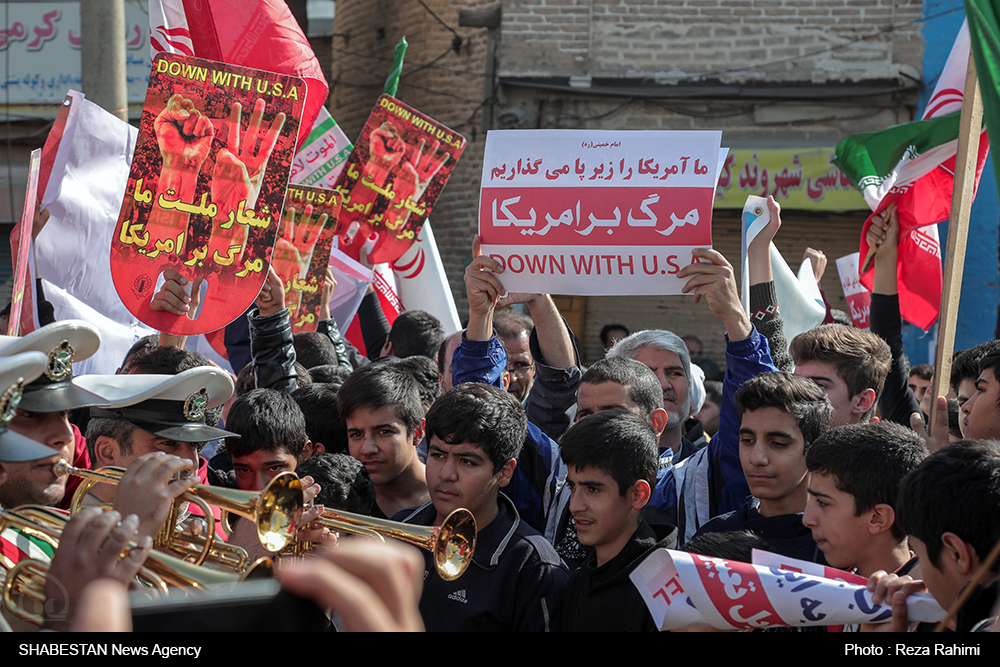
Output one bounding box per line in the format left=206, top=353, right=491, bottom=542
left=2, top=200, right=999, bottom=634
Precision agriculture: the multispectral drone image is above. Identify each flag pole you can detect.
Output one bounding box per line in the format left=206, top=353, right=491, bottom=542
left=930, top=50, right=983, bottom=434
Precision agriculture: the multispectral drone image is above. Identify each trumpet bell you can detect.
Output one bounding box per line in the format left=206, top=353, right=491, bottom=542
left=310, top=506, right=477, bottom=581
left=436, top=509, right=477, bottom=581
left=255, top=473, right=303, bottom=552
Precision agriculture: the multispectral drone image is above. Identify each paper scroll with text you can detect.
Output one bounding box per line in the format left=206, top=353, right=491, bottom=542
left=275, top=185, right=343, bottom=333
left=333, top=95, right=465, bottom=265
left=112, top=53, right=305, bottom=335
left=479, top=130, right=722, bottom=295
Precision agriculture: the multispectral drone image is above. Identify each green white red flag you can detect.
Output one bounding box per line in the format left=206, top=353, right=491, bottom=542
left=833, top=20, right=989, bottom=330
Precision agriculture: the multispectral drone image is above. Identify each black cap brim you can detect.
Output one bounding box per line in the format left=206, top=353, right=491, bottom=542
left=19, top=381, right=110, bottom=413
left=0, top=429, right=62, bottom=462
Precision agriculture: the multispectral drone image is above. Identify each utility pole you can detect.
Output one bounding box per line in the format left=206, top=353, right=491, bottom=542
left=80, top=0, right=128, bottom=121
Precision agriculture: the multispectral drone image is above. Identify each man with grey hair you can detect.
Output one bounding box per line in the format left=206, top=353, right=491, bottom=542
left=607, top=330, right=695, bottom=462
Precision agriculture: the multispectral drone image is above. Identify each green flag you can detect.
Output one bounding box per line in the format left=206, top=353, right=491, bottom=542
left=383, top=37, right=408, bottom=97
left=833, top=112, right=962, bottom=209
left=965, top=0, right=1000, bottom=198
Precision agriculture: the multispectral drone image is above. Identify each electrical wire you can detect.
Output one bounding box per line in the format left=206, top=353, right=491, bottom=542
left=331, top=45, right=484, bottom=77
left=414, top=0, right=461, bottom=43
left=397, top=80, right=479, bottom=104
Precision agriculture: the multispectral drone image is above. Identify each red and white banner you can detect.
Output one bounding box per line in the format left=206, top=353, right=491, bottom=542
left=630, top=548, right=945, bottom=631
left=339, top=221, right=462, bottom=355
left=836, top=252, right=871, bottom=330
left=479, top=130, right=722, bottom=295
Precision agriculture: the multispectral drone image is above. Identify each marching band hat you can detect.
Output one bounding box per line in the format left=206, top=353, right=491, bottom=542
left=0, top=351, right=76, bottom=462
left=0, top=320, right=107, bottom=412
left=76, top=366, right=239, bottom=443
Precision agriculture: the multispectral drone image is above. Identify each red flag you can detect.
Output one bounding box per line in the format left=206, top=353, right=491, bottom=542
left=149, top=0, right=328, bottom=151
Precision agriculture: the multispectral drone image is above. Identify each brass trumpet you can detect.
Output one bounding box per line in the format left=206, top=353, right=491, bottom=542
left=294, top=507, right=477, bottom=581
left=54, top=461, right=304, bottom=567
left=0, top=505, right=276, bottom=626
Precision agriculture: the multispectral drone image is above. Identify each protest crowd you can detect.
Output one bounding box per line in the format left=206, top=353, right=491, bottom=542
left=5, top=0, right=1000, bottom=640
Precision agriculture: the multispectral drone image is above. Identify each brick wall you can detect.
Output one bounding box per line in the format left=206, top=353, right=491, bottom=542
left=500, top=0, right=924, bottom=83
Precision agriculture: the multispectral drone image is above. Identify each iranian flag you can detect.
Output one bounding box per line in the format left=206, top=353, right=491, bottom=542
left=833, top=20, right=989, bottom=330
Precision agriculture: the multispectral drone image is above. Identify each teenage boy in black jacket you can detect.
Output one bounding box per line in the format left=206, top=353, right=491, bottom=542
left=694, top=372, right=833, bottom=563
left=560, top=409, right=676, bottom=632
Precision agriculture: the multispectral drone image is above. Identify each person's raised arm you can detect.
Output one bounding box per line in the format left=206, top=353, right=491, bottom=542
left=867, top=205, right=922, bottom=426
left=493, top=291, right=580, bottom=440
left=248, top=265, right=298, bottom=392
left=464, top=235, right=503, bottom=341
left=679, top=248, right=752, bottom=341
left=149, top=268, right=206, bottom=350
left=525, top=294, right=581, bottom=441
left=453, top=235, right=508, bottom=388
left=522, top=295, right=574, bottom=370
left=747, top=196, right=792, bottom=371
left=678, top=248, right=776, bottom=517
left=315, top=268, right=367, bottom=370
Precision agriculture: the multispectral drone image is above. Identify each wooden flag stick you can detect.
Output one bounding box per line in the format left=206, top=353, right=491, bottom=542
left=929, top=51, right=983, bottom=434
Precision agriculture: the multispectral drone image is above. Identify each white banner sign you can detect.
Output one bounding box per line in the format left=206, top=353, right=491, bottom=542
left=289, top=107, right=354, bottom=190
left=478, top=130, right=722, bottom=295
left=836, top=252, right=872, bottom=330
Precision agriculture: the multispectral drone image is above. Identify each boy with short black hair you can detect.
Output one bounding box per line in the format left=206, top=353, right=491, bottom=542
left=396, top=382, right=568, bottom=632
left=559, top=409, right=674, bottom=632
left=295, top=453, right=375, bottom=515
left=950, top=340, right=1000, bottom=408
left=694, top=372, right=834, bottom=562
left=547, top=357, right=669, bottom=568
left=226, top=388, right=316, bottom=491
left=803, top=421, right=927, bottom=577
left=574, top=357, right=667, bottom=428
left=871, top=440, right=1000, bottom=632
left=292, top=383, right=347, bottom=455
left=960, top=348, right=1000, bottom=440
left=337, top=363, right=428, bottom=518
left=381, top=309, right=444, bottom=360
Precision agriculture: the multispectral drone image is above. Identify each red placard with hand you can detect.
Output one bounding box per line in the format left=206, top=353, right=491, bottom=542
left=274, top=185, right=343, bottom=332
left=112, top=53, right=304, bottom=335
left=334, top=95, right=465, bottom=265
